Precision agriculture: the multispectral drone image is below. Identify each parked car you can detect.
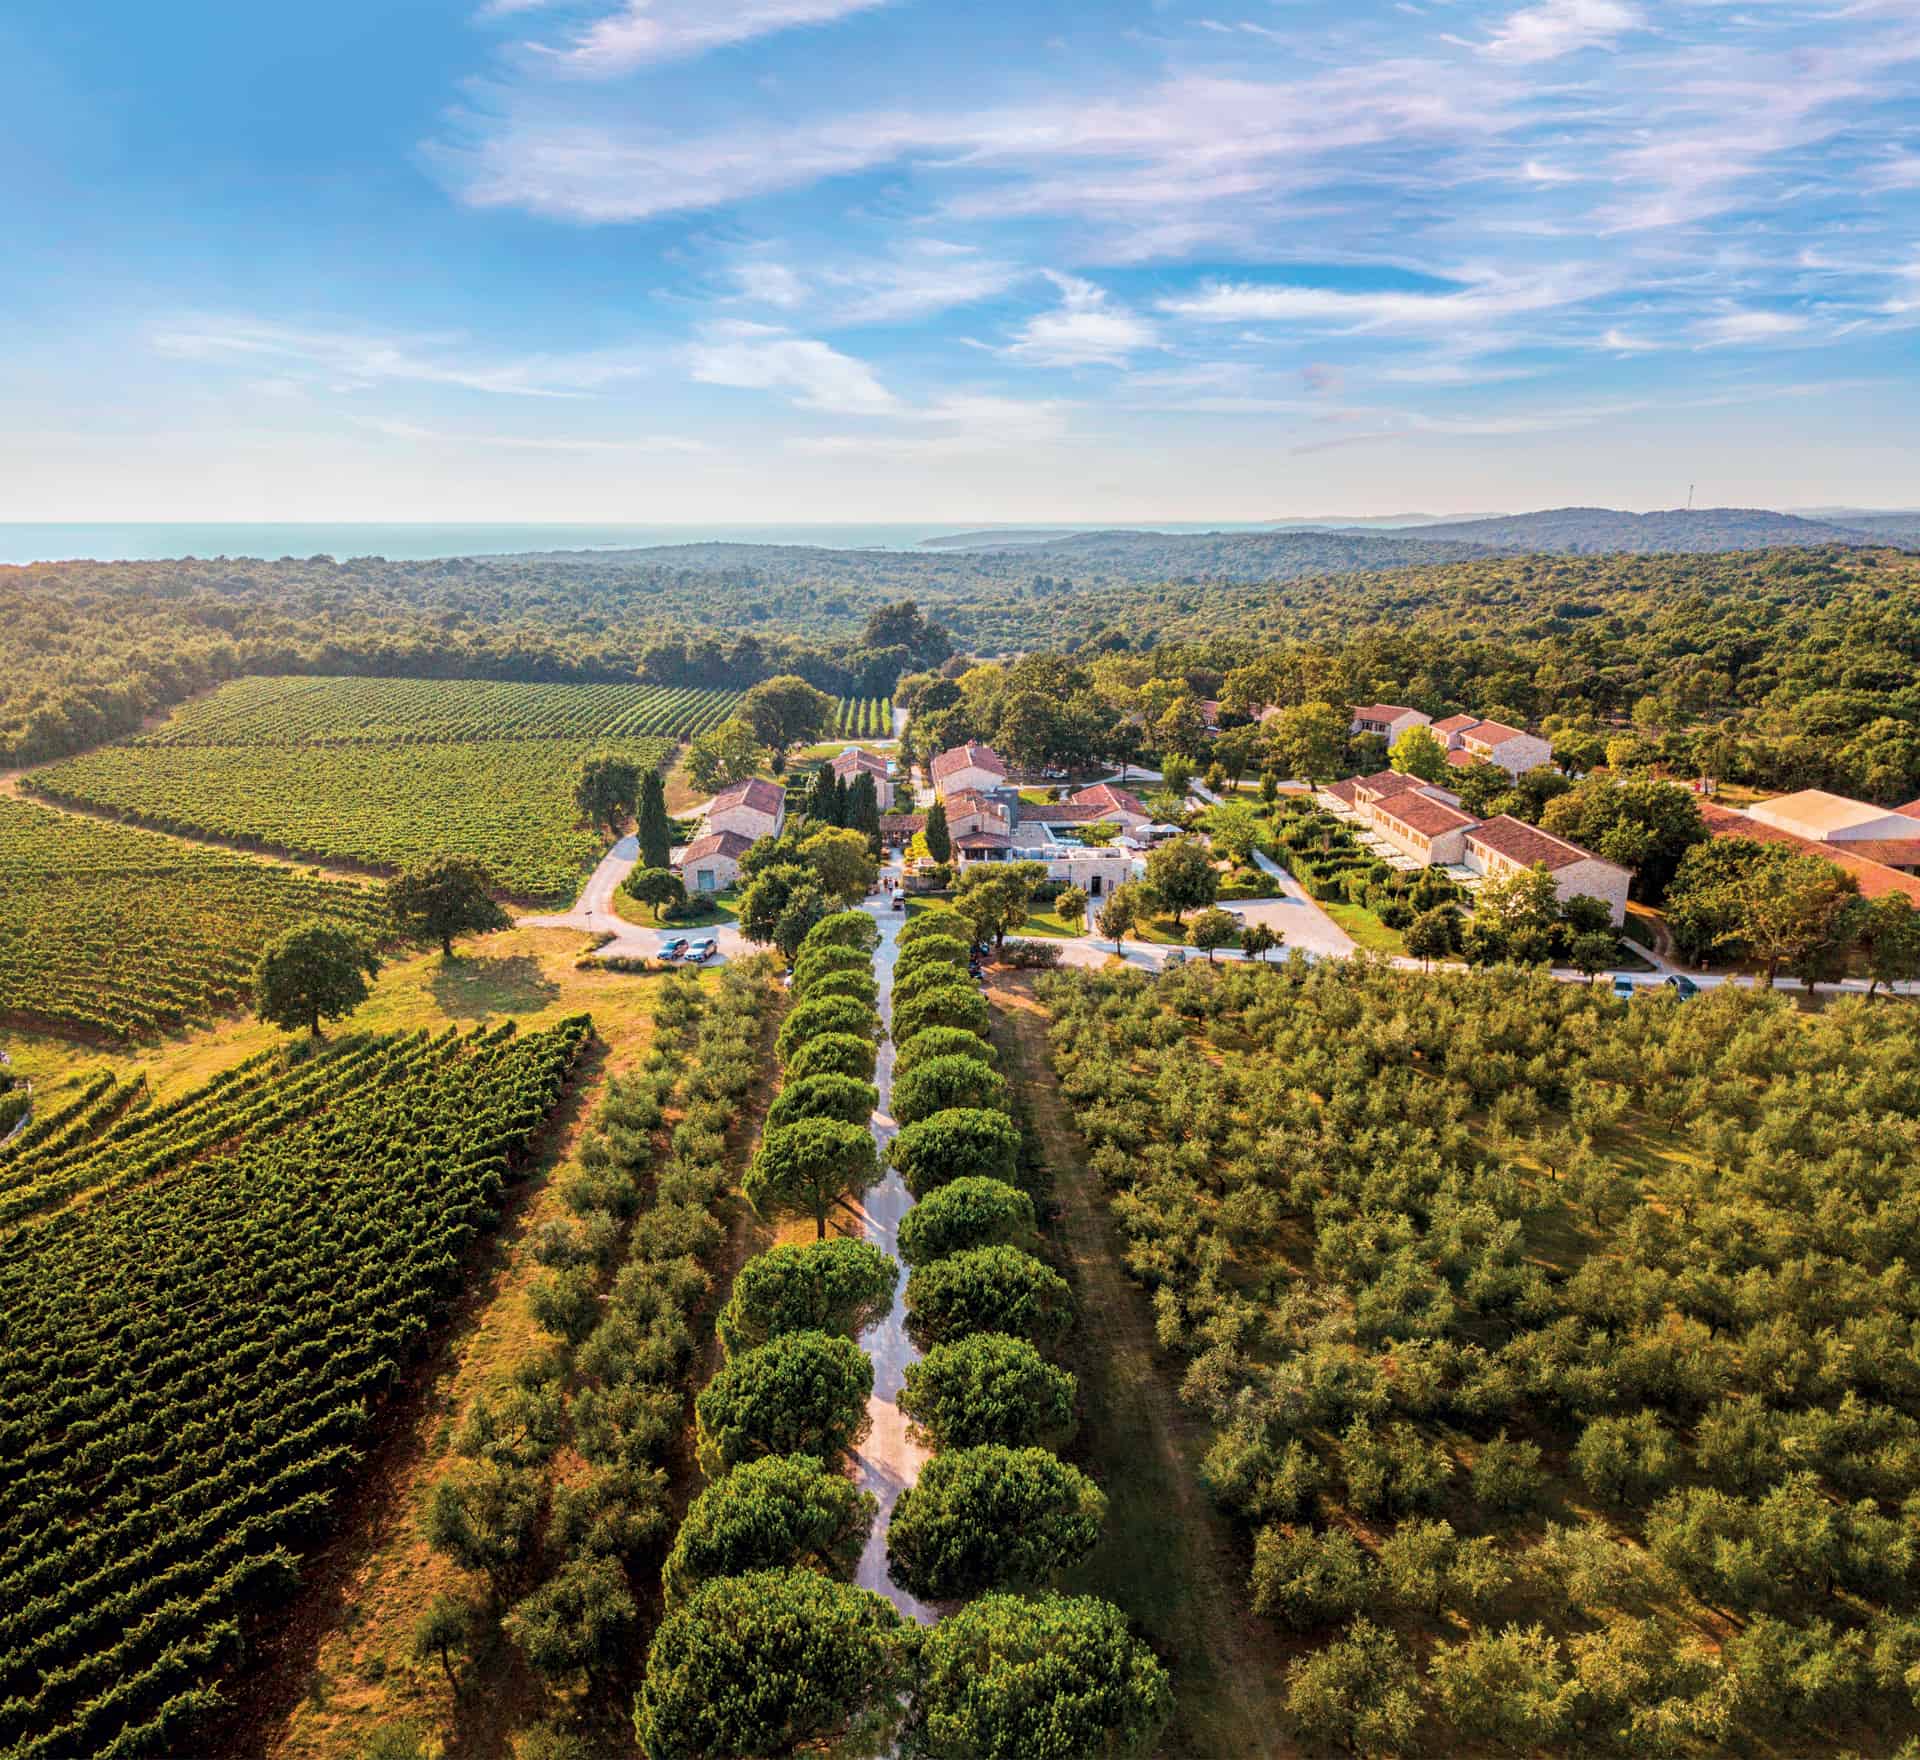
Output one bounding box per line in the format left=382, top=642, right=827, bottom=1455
left=684, top=938, right=717, bottom=962
left=1164, top=947, right=1187, bottom=967
left=1611, top=975, right=1637, bottom=999
left=1663, top=974, right=1701, bottom=999
left=657, top=936, right=688, bottom=959
left=893, top=894, right=905, bottom=912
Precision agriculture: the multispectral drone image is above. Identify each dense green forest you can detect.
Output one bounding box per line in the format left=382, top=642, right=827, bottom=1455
left=8, top=545, right=1919, bottom=799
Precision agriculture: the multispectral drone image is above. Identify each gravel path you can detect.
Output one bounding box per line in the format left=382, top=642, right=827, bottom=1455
left=847, top=883, right=936, bottom=1623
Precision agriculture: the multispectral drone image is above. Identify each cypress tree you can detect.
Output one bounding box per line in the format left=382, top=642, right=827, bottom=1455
left=637, top=769, right=672, bottom=870
left=925, top=798, right=951, bottom=863
left=849, top=773, right=882, bottom=852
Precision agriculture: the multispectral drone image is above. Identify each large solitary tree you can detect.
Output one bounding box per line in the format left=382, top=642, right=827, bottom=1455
left=743, top=676, right=838, bottom=767
left=387, top=856, right=509, bottom=957
left=253, top=921, right=381, bottom=1038
left=574, top=753, right=641, bottom=840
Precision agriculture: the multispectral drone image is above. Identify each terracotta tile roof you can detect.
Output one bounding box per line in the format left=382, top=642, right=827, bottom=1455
left=945, top=787, right=997, bottom=813
left=1702, top=804, right=1920, bottom=903
left=1323, top=779, right=1362, bottom=805
left=1468, top=814, right=1618, bottom=874
left=1352, top=703, right=1421, bottom=722
left=1444, top=748, right=1478, bottom=769
left=831, top=746, right=889, bottom=776
left=1377, top=793, right=1478, bottom=837
left=954, top=832, right=1012, bottom=851
left=709, top=777, right=785, bottom=818
left=1464, top=719, right=1528, bottom=747
left=930, top=741, right=1006, bottom=784
left=1899, top=799, right=1920, bottom=820
left=1847, top=840, right=1920, bottom=869
left=1072, top=783, right=1148, bottom=816
left=880, top=812, right=926, bottom=830
left=1352, top=769, right=1423, bottom=799
left=1021, top=802, right=1102, bottom=823
left=1433, top=713, right=1482, bottom=735
left=679, top=830, right=754, bottom=865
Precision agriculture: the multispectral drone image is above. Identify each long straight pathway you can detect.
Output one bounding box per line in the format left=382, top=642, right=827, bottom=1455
left=847, top=890, right=936, bottom=1622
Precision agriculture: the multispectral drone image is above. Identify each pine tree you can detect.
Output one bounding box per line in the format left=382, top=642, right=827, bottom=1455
left=637, top=769, right=672, bottom=869
left=830, top=775, right=850, bottom=827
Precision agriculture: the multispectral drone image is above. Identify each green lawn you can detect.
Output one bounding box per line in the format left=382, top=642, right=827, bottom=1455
left=611, top=885, right=739, bottom=930
left=1318, top=898, right=1408, bottom=955
left=1015, top=906, right=1087, bottom=939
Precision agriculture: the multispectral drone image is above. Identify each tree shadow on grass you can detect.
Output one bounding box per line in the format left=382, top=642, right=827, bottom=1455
left=429, top=954, right=562, bottom=1020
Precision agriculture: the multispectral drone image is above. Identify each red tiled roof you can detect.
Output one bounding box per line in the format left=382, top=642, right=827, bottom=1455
left=1444, top=748, right=1478, bottom=769
left=1702, top=804, right=1920, bottom=903
left=946, top=787, right=996, bottom=813
left=880, top=812, right=926, bottom=830
left=1323, top=778, right=1362, bottom=805
left=930, top=741, right=1006, bottom=783
left=680, top=830, right=754, bottom=865
left=1433, top=714, right=1481, bottom=735
left=1073, top=783, right=1148, bottom=816
left=1021, top=802, right=1101, bottom=823
left=709, top=777, right=785, bottom=818
left=1848, top=840, right=1920, bottom=868
left=831, top=746, right=889, bottom=776
left=1464, top=719, right=1528, bottom=746
left=1898, top=799, right=1920, bottom=820
left=1352, top=769, right=1423, bottom=800
left=1377, top=793, right=1477, bottom=837
left=954, top=832, right=1012, bottom=851
left=1468, top=814, right=1619, bottom=874
left=1352, top=703, right=1421, bottom=722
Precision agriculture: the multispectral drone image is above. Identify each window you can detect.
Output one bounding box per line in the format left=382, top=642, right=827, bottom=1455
left=697, top=869, right=717, bottom=892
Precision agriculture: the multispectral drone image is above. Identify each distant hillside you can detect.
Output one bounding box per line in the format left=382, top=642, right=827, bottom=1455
left=1842, top=513, right=1920, bottom=545
left=1421, top=505, right=1888, bottom=553
left=996, top=527, right=1502, bottom=575
left=918, top=529, right=1070, bottom=549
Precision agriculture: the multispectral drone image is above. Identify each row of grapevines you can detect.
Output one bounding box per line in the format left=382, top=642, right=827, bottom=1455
left=0, top=797, right=389, bottom=1040
left=0, top=1013, right=591, bottom=1759
left=139, top=678, right=743, bottom=748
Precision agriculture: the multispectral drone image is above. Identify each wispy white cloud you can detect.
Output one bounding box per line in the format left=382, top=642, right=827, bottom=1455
left=532, top=0, right=890, bottom=77
left=1695, top=306, right=1809, bottom=345
left=1005, top=274, right=1158, bottom=367
left=357, top=415, right=708, bottom=452
left=150, top=316, right=654, bottom=397
left=732, top=259, right=809, bottom=307
left=1160, top=267, right=1609, bottom=335
left=792, top=392, right=1070, bottom=455
left=1483, top=0, right=1643, bottom=62
left=684, top=323, right=898, bottom=414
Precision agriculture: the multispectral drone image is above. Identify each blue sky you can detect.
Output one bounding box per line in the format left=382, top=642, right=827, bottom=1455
left=3, top=0, right=1918, bottom=521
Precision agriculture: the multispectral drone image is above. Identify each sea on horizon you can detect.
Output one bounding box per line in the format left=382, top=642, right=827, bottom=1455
left=0, top=520, right=1279, bottom=567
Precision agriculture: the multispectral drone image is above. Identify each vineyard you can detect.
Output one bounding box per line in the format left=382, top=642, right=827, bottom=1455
left=0, top=798, right=388, bottom=1040
left=833, top=697, right=893, bottom=740
left=27, top=742, right=673, bottom=907
left=1039, top=961, right=1920, bottom=1753
left=135, top=677, right=744, bottom=748
left=0, top=1014, right=590, bottom=1760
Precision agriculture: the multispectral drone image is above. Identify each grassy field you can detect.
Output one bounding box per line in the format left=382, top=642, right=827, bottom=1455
left=1316, top=897, right=1408, bottom=955
left=990, top=977, right=1295, bottom=1758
